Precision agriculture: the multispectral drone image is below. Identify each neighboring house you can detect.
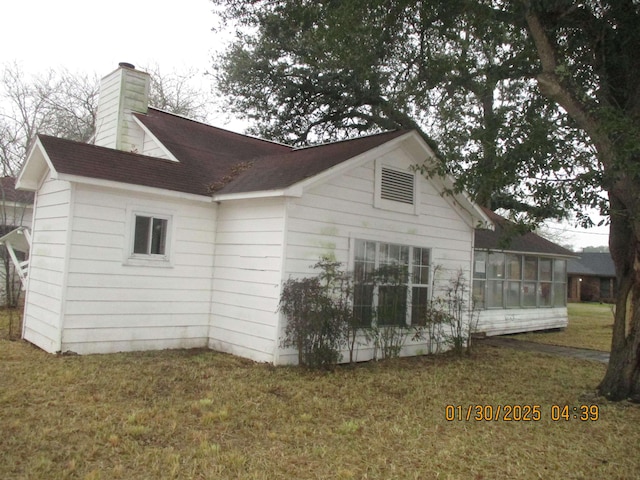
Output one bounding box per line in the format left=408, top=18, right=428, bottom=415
left=16, top=64, right=492, bottom=363
left=473, top=209, right=576, bottom=336
left=0, top=177, right=33, bottom=304
left=567, top=252, right=616, bottom=303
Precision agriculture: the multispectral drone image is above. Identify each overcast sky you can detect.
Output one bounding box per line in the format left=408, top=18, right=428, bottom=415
left=1, top=0, right=217, bottom=75
left=0, top=0, right=610, bottom=249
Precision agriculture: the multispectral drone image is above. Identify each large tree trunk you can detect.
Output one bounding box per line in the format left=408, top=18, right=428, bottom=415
left=598, top=192, right=640, bottom=401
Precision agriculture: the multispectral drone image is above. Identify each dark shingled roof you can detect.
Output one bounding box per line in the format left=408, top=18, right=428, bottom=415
left=475, top=208, right=574, bottom=257
left=38, top=135, right=206, bottom=195
left=214, top=129, right=409, bottom=194
left=0, top=177, right=33, bottom=204
left=38, top=108, right=407, bottom=197
left=568, top=252, right=615, bottom=277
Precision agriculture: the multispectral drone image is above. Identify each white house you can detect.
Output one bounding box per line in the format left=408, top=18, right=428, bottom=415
left=14, top=64, right=569, bottom=363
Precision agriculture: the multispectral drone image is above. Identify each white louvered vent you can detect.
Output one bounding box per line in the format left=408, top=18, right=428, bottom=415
left=380, top=167, right=415, bottom=205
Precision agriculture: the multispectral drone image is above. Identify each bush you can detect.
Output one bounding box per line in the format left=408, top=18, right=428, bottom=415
left=279, top=259, right=348, bottom=368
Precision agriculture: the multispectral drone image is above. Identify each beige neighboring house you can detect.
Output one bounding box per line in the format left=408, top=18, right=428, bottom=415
left=0, top=177, right=34, bottom=304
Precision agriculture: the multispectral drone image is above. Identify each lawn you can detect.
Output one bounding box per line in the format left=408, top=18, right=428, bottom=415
left=513, top=303, right=614, bottom=351
left=1, top=310, right=639, bottom=479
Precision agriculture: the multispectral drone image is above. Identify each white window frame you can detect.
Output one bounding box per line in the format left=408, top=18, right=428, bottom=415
left=124, top=207, right=174, bottom=267
left=352, top=238, right=431, bottom=327
left=374, top=160, right=419, bottom=215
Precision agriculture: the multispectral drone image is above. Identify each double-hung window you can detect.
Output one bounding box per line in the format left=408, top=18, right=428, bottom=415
left=127, top=210, right=172, bottom=265
left=353, top=239, right=430, bottom=327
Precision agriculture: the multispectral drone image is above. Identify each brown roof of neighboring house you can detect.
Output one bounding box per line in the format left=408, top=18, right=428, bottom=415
left=0, top=177, right=33, bottom=204
left=475, top=208, right=575, bottom=257
left=38, top=108, right=408, bottom=197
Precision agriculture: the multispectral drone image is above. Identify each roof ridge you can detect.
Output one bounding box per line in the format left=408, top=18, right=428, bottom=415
left=292, top=129, right=408, bottom=151
left=145, top=107, right=292, bottom=149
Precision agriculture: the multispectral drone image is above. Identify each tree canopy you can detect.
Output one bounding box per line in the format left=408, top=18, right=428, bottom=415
left=212, top=0, right=640, bottom=401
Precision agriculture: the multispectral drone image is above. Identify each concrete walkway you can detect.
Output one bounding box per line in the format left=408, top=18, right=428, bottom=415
left=479, top=336, right=610, bottom=364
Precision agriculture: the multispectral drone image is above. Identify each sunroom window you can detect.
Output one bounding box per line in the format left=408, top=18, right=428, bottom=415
left=473, top=250, right=567, bottom=309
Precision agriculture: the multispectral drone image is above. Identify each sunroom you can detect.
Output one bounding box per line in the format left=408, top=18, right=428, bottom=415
left=473, top=209, right=575, bottom=336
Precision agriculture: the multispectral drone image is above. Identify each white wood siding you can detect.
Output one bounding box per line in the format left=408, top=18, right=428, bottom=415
left=477, top=308, right=568, bottom=336
left=209, top=198, right=286, bottom=363
left=280, top=146, right=476, bottom=364
left=59, top=185, right=216, bottom=354
left=22, top=177, right=71, bottom=353
left=94, top=66, right=149, bottom=153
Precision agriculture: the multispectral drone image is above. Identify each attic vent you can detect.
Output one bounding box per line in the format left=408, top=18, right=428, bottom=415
left=380, top=167, right=415, bottom=205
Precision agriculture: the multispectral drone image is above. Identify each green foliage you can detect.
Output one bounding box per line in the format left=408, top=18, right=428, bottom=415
left=212, top=0, right=599, bottom=221
left=418, top=268, right=479, bottom=355
left=279, top=257, right=478, bottom=366
left=279, top=258, right=348, bottom=368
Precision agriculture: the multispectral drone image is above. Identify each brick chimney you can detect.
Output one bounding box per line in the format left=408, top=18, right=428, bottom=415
left=94, top=63, right=150, bottom=153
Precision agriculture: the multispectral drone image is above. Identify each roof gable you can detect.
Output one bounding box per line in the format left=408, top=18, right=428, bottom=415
left=212, top=130, right=409, bottom=195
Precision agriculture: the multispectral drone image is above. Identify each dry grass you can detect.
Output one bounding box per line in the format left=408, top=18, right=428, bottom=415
left=513, top=303, right=614, bottom=352
left=1, top=309, right=639, bottom=479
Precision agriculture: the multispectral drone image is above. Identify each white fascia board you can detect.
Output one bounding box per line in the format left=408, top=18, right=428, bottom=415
left=433, top=172, right=494, bottom=230
left=399, top=131, right=493, bottom=230
left=132, top=116, right=179, bottom=162
left=211, top=187, right=302, bottom=202
left=477, top=247, right=578, bottom=259
left=16, top=138, right=58, bottom=191
left=55, top=173, right=213, bottom=203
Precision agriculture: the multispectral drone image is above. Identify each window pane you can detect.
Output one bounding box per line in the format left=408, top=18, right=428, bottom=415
left=473, top=280, right=485, bottom=309
left=486, top=280, right=503, bottom=308
left=554, top=259, right=566, bottom=280
left=412, top=247, right=430, bottom=284
left=523, top=282, right=537, bottom=306
left=133, top=216, right=150, bottom=254
left=378, top=286, right=407, bottom=326
left=553, top=283, right=566, bottom=307
left=488, top=253, right=505, bottom=279
left=524, top=257, right=538, bottom=280
left=151, top=218, right=168, bottom=254
left=474, top=250, right=487, bottom=279
left=540, top=282, right=552, bottom=306
left=506, top=254, right=522, bottom=280
left=411, top=286, right=429, bottom=326
left=353, top=284, right=374, bottom=327
left=399, top=245, right=409, bottom=265
left=354, top=240, right=377, bottom=326
left=540, top=258, right=552, bottom=281
left=355, top=240, right=376, bottom=263
left=506, top=281, right=521, bottom=308
left=415, top=247, right=430, bottom=267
